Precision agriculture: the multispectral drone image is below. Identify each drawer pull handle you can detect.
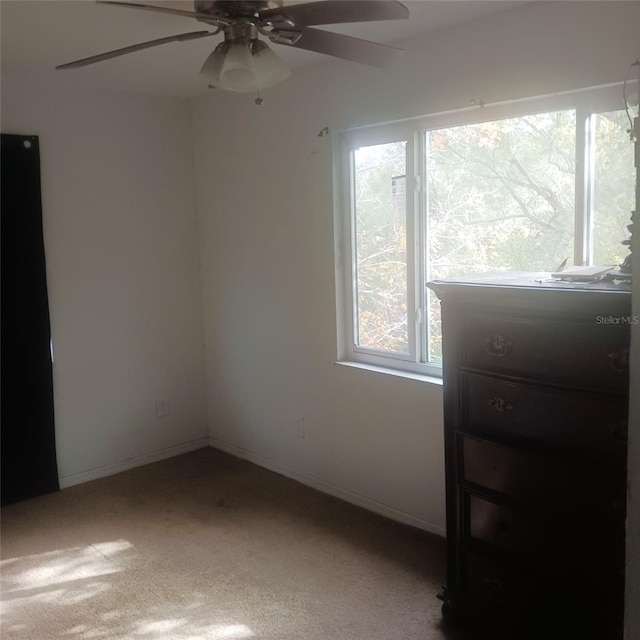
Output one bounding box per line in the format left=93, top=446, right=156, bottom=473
left=483, top=577, right=505, bottom=603
left=608, top=348, right=629, bottom=373
left=485, top=335, right=513, bottom=358
left=487, top=396, right=514, bottom=412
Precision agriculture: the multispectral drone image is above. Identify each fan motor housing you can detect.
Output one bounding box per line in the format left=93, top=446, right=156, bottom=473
left=195, top=0, right=284, bottom=18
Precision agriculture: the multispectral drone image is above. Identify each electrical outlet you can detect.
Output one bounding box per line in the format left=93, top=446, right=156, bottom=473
left=156, top=397, right=169, bottom=418
left=295, top=418, right=305, bottom=438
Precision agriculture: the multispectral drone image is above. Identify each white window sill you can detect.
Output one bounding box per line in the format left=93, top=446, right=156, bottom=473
left=334, top=360, right=443, bottom=386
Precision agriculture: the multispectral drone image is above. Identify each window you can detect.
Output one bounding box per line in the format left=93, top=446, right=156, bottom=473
left=335, top=85, right=636, bottom=377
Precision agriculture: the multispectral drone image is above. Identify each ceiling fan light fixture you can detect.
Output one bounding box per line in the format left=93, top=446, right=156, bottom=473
left=200, top=37, right=290, bottom=93
left=219, top=41, right=258, bottom=92
left=199, top=40, right=228, bottom=85
left=251, top=40, right=291, bottom=90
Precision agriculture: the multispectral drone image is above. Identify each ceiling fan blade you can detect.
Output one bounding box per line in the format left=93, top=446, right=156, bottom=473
left=276, top=27, right=403, bottom=68
left=96, top=1, right=218, bottom=23
left=56, top=31, right=217, bottom=69
left=260, top=0, right=408, bottom=27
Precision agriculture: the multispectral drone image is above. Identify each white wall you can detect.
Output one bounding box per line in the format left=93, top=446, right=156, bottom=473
left=191, top=0, right=640, bottom=536
left=1, top=81, right=208, bottom=487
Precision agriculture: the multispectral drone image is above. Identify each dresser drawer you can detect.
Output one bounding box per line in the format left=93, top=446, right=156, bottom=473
left=466, top=494, right=575, bottom=566
left=463, top=551, right=538, bottom=615
left=461, top=373, right=628, bottom=462
left=463, top=550, right=620, bottom=638
left=460, top=314, right=629, bottom=391
left=459, top=434, right=622, bottom=511
left=463, top=492, right=621, bottom=575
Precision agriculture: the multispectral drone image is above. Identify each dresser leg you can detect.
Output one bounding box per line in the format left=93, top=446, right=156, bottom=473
left=438, top=593, right=466, bottom=627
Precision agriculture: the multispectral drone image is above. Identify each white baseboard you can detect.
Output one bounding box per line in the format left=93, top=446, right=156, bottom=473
left=57, top=435, right=446, bottom=538
left=209, top=436, right=445, bottom=538
left=58, top=437, right=210, bottom=489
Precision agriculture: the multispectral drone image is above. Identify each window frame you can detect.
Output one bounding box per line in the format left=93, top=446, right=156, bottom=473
left=334, top=83, right=634, bottom=377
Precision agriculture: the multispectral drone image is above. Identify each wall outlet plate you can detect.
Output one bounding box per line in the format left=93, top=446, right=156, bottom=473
left=156, top=398, right=169, bottom=418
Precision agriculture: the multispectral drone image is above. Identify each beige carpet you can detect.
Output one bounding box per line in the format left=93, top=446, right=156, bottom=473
left=1, top=447, right=463, bottom=640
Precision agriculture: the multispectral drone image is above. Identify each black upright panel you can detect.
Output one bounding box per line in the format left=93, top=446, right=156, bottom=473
left=1, top=134, right=59, bottom=505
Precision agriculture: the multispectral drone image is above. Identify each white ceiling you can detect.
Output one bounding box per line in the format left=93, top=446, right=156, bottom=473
left=1, top=0, right=525, bottom=98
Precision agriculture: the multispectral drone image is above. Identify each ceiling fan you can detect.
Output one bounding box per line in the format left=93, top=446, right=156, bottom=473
left=56, top=0, right=410, bottom=95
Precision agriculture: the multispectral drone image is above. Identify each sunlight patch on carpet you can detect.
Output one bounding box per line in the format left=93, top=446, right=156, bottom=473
left=0, top=539, right=132, bottom=592
left=208, top=624, right=255, bottom=638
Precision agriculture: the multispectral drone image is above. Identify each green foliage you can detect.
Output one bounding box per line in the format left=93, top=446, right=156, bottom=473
left=354, top=142, right=408, bottom=353
left=427, top=110, right=576, bottom=280
left=593, top=111, right=636, bottom=265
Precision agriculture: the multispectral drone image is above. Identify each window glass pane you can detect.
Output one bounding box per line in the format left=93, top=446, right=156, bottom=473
left=353, top=141, right=408, bottom=354
left=426, top=110, right=576, bottom=278
left=425, top=110, right=576, bottom=363
left=592, top=110, right=636, bottom=266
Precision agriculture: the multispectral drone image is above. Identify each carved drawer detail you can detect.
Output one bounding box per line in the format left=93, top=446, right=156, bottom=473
left=485, top=335, right=513, bottom=358
left=487, top=396, right=514, bottom=412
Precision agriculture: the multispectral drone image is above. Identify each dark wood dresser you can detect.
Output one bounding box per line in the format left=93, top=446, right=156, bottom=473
left=428, top=272, right=630, bottom=639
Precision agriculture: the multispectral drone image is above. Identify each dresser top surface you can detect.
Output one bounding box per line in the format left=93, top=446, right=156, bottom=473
left=428, top=271, right=631, bottom=295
